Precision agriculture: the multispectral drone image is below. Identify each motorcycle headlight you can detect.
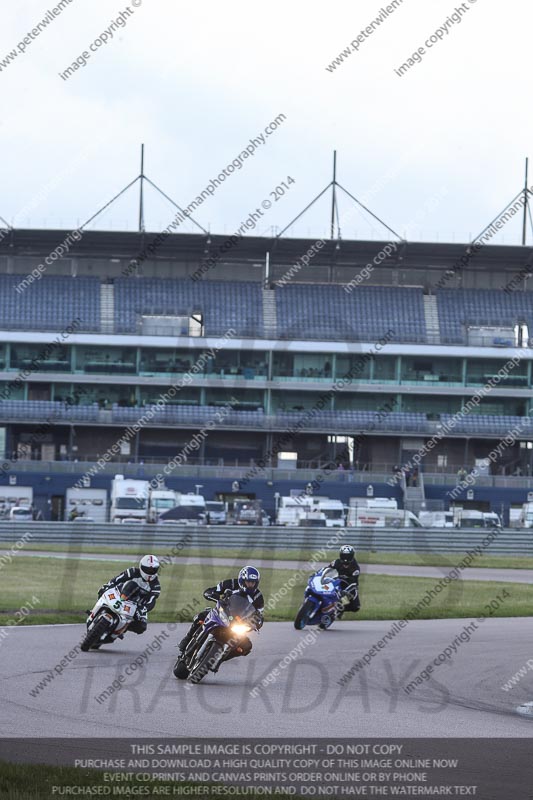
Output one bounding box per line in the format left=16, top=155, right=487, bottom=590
left=231, top=623, right=251, bottom=636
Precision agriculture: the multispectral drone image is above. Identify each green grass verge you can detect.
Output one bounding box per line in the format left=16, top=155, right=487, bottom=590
left=0, top=761, right=277, bottom=800
left=2, top=542, right=533, bottom=570
left=1, top=556, right=531, bottom=626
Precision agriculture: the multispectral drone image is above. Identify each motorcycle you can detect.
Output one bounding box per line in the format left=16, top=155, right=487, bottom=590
left=81, top=579, right=150, bottom=651
left=173, top=591, right=259, bottom=683
left=294, top=567, right=347, bottom=630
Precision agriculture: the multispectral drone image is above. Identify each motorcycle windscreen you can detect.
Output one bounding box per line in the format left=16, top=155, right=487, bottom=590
left=225, top=593, right=256, bottom=622
left=321, top=568, right=339, bottom=583
left=119, top=580, right=149, bottom=603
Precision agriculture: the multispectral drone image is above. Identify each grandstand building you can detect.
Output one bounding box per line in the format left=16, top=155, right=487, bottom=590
left=1, top=227, right=533, bottom=519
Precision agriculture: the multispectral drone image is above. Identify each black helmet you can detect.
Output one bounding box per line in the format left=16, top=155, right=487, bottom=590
left=339, top=545, right=355, bottom=563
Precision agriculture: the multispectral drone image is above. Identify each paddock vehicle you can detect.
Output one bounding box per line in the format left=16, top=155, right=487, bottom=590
left=294, top=567, right=346, bottom=630
left=348, top=507, right=421, bottom=527
left=298, top=511, right=327, bottom=527
left=173, top=592, right=259, bottom=683
left=110, top=476, right=149, bottom=523
left=418, top=510, right=454, bottom=528
left=9, top=506, right=33, bottom=521
left=81, top=580, right=150, bottom=651
left=148, top=487, right=176, bottom=523
left=509, top=501, right=533, bottom=528
left=158, top=493, right=206, bottom=525
left=453, top=509, right=501, bottom=528
left=203, top=501, right=227, bottom=525
left=276, top=495, right=345, bottom=527
left=232, top=499, right=265, bottom=525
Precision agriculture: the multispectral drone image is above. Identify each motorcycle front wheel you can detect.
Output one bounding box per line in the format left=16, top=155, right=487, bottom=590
left=173, top=659, right=189, bottom=680
left=294, top=598, right=316, bottom=630
left=188, top=641, right=223, bottom=684
left=81, top=615, right=113, bottom=652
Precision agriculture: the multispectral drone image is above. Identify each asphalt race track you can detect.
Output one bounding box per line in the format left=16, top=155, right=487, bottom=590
left=2, top=619, right=533, bottom=738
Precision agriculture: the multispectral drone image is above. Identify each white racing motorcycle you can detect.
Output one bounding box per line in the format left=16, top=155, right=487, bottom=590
left=81, top=580, right=150, bottom=651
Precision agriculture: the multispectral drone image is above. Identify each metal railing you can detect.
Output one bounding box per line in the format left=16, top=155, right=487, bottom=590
left=3, top=459, right=533, bottom=489
left=0, top=522, right=531, bottom=554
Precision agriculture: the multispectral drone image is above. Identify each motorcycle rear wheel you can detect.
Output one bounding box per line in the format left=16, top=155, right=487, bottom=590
left=81, top=616, right=112, bottom=652
left=294, top=598, right=316, bottom=630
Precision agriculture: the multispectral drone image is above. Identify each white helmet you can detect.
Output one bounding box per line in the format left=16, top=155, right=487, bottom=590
left=139, top=554, right=160, bottom=582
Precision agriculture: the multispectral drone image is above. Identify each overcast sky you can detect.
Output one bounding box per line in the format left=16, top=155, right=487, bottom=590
left=1, top=0, right=532, bottom=245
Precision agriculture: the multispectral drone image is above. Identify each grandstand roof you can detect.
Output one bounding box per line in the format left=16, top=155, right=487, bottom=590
left=1, top=228, right=532, bottom=277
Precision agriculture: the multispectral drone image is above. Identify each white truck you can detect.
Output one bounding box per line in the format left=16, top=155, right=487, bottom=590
left=65, top=487, right=108, bottom=523
left=349, top=508, right=422, bottom=528
left=204, top=500, right=227, bottom=525
left=347, top=497, right=421, bottom=528
left=110, top=475, right=149, bottom=523
left=276, top=495, right=345, bottom=527
left=518, top=502, right=533, bottom=528
left=452, top=509, right=501, bottom=529
left=148, top=487, right=176, bottom=523
left=311, top=497, right=345, bottom=527
left=297, top=510, right=328, bottom=527
left=276, top=496, right=311, bottom=526
left=418, top=510, right=455, bottom=528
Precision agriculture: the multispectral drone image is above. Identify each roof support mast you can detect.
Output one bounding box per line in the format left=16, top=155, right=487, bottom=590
left=276, top=151, right=401, bottom=240
left=139, top=143, right=145, bottom=233
left=79, top=144, right=207, bottom=234
left=522, top=156, right=529, bottom=246
left=330, top=150, right=337, bottom=239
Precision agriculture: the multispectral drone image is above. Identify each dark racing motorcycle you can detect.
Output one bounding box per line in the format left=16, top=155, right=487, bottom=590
left=173, top=592, right=259, bottom=683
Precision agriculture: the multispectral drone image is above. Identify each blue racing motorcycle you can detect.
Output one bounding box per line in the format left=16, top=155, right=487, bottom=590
left=294, top=567, right=343, bottom=630
left=173, top=592, right=259, bottom=683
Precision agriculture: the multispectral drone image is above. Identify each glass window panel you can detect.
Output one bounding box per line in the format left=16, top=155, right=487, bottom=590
left=401, top=357, right=463, bottom=384
left=76, top=346, right=136, bottom=374
left=10, top=343, right=70, bottom=372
